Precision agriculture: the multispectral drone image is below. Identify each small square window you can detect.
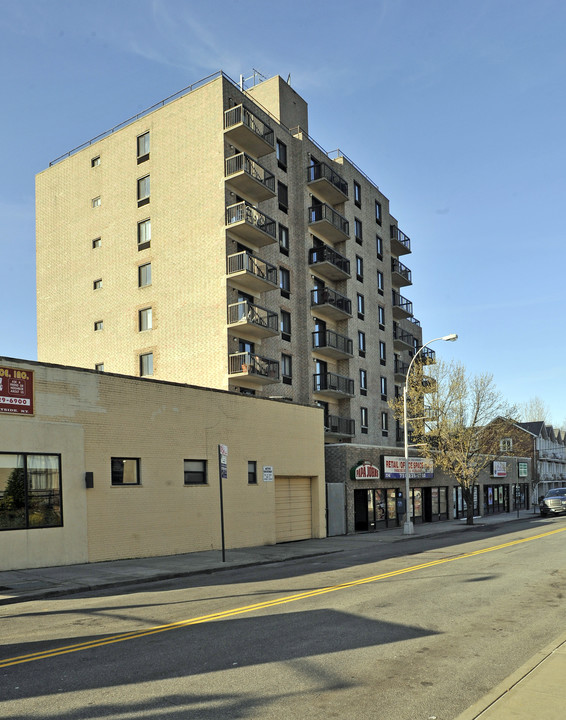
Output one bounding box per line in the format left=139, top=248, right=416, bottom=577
left=138, top=219, right=151, bottom=250
left=278, top=181, right=288, bottom=213
left=137, top=132, right=150, bottom=163
left=279, top=224, right=289, bottom=255
left=94, top=320, right=103, bottom=331
left=184, top=459, right=207, bottom=485
left=138, top=262, right=152, bottom=287
left=354, top=181, right=361, bottom=208
left=375, top=200, right=382, bottom=225
left=248, top=461, right=258, bottom=485
left=140, top=351, right=153, bottom=376
left=91, top=156, right=100, bottom=168
left=92, top=196, right=101, bottom=208
left=111, top=457, right=140, bottom=485
left=95, top=363, right=104, bottom=372
left=280, top=267, right=290, bottom=298
left=93, top=278, right=102, bottom=290
left=139, top=307, right=152, bottom=331
left=276, top=140, right=287, bottom=171
left=92, top=237, right=101, bottom=249
left=137, top=175, right=150, bottom=207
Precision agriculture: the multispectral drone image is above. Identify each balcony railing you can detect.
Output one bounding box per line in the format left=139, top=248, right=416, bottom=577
left=225, top=152, right=275, bottom=200
left=224, top=104, right=274, bottom=156
left=393, top=325, right=415, bottom=349
left=390, top=225, right=411, bottom=255
left=307, top=161, right=348, bottom=204
left=226, top=251, right=278, bottom=292
left=418, top=346, right=436, bottom=364
left=228, top=352, right=279, bottom=382
left=227, top=300, right=278, bottom=337
left=308, top=203, right=349, bottom=243
left=392, top=290, right=413, bottom=318
left=391, top=258, right=412, bottom=285
left=313, top=372, right=355, bottom=397
left=308, top=245, right=350, bottom=280
left=310, top=287, right=352, bottom=318
left=312, top=329, right=353, bottom=358
left=226, top=201, right=277, bottom=247
left=325, top=415, right=355, bottom=437
left=395, top=358, right=410, bottom=377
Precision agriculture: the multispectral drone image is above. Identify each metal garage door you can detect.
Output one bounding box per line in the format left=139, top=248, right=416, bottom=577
left=275, top=476, right=312, bottom=543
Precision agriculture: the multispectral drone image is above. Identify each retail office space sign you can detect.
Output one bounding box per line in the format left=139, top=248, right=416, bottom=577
left=0, top=366, right=34, bottom=415
left=382, top=456, right=434, bottom=480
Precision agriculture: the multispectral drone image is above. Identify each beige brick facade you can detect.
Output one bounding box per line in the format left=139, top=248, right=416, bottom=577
left=0, top=357, right=325, bottom=570
left=36, top=71, right=424, bottom=450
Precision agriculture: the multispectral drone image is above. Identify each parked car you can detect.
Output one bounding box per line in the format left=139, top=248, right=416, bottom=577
left=540, top=488, right=566, bottom=517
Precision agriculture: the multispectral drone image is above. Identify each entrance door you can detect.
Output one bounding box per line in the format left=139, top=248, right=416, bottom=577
left=354, top=489, right=369, bottom=531
left=275, top=477, right=312, bottom=543
left=422, top=487, right=433, bottom=522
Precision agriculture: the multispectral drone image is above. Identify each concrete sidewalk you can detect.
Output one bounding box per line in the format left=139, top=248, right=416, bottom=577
left=1, top=508, right=564, bottom=720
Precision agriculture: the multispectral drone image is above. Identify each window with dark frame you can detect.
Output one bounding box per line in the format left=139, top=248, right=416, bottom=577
left=94, top=320, right=103, bottom=331
left=248, top=461, right=258, bottom=485
left=354, top=181, right=361, bottom=208
left=139, top=352, right=153, bottom=376
left=93, top=278, right=102, bottom=290
left=377, top=270, right=384, bottom=295
left=91, top=156, right=100, bottom=168
left=357, top=293, right=365, bottom=320
left=381, top=411, right=389, bottom=436
left=378, top=305, right=385, bottom=329
left=356, top=255, right=364, bottom=282
left=92, top=237, right=101, bottom=249
left=0, top=452, right=63, bottom=530
left=358, top=330, right=366, bottom=357
left=137, top=175, right=150, bottom=207
left=279, top=224, right=289, bottom=255
left=280, top=267, right=290, bottom=298
left=95, top=363, right=104, bottom=372
left=139, top=307, right=152, bottom=331
left=360, top=368, right=367, bottom=396
left=375, top=200, right=382, bottom=225
left=376, top=234, right=383, bottom=259
left=282, top=353, right=292, bottom=384
left=380, top=375, right=387, bottom=400
left=361, top=407, right=368, bottom=434
left=138, top=219, right=151, bottom=250
left=276, top=139, right=287, bottom=171
left=137, top=132, right=150, bottom=163
left=138, top=262, right=152, bottom=287
left=380, top=341, right=386, bottom=365
left=278, top=181, right=288, bottom=213
left=184, top=459, right=207, bottom=485
left=355, top=218, right=363, bottom=244
left=111, top=457, right=140, bottom=485
left=281, top=310, right=291, bottom=341
left=92, top=196, right=101, bottom=208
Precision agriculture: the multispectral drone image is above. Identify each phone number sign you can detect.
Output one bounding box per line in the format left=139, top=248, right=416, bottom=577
left=0, top=366, right=34, bottom=415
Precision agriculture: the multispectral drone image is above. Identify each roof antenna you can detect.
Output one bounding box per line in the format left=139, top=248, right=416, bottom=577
left=287, top=73, right=291, bottom=85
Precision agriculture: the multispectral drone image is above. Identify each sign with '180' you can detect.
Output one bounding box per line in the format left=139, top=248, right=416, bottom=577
left=0, top=366, right=34, bottom=416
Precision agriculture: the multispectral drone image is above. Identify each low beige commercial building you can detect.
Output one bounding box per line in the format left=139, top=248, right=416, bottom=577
left=0, top=358, right=325, bottom=571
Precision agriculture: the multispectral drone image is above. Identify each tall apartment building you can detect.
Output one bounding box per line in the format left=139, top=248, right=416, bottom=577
left=36, top=71, right=427, bottom=449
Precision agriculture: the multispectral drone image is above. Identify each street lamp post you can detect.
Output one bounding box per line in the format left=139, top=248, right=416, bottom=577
left=403, top=333, right=458, bottom=535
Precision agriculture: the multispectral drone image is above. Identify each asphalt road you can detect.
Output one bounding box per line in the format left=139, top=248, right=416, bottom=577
left=1, top=521, right=566, bottom=720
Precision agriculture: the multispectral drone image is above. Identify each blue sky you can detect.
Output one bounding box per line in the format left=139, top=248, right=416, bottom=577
left=1, top=0, right=564, bottom=425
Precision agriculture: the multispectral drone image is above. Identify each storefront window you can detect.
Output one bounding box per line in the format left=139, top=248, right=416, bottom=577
left=0, top=453, right=62, bottom=530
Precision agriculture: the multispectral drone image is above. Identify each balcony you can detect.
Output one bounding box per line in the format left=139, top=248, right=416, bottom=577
left=308, top=245, right=351, bottom=281
left=392, top=290, right=413, bottom=319
left=395, top=358, right=410, bottom=382
left=308, top=203, right=349, bottom=244
left=310, top=287, right=352, bottom=320
left=391, top=258, right=412, bottom=287
left=227, top=300, right=278, bottom=340
left=390, top=225, right=411, bottom=256
left=422, top=376, right=437, bottom=393
left=224, top=104, right=275, bottom=157
left=312, top=329, right=353, bottom=360
left=325, top=414, right=355, bottom=439
left=307, top=161, right=349, bottom=205
left=226, top=201, right=277, bottom=248
left=313, top=372, right=355, bottom=400
left=226, top=251, right=278, bottom=294
left=225, top=152, right=275, bottom=202
left=228, top=352, right=279, bottom=387
left=393, top=324, right=415, bottom=352
left=418, top=346, right=436, bottom=365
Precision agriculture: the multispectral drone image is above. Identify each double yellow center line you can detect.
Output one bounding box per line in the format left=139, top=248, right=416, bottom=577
left=2, top=526, right=564, bottom=668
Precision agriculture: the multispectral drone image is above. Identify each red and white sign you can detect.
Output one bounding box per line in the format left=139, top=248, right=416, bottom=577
left=353, top=462, right=380, bottom=480
left=0, top=366, right=34, bottom=416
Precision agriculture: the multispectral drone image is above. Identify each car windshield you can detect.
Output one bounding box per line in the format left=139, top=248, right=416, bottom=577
left=545, top=488, right=566, bottom=498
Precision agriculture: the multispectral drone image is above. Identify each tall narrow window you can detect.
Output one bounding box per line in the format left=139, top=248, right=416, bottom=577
left=248, top=461, right=258, bottom=485
left=378, top=305, right=385, bottom=329
left=354, top=181, right=361, bottom=208
left=380, top=341, right=386, bottom=365
left=279, top=224, right=289, bottom=255
left=139, top=352, right=153, bottom=376
left=355, top=218, right=363, bottom=244
left=376, top=234, right=383, bottom=259
left=281, top=310, right=291, bottom=341
left=381, top=411, right=389, bottom=437
left=139, top=307, right=152, bottom=331
left=357, top=293, right=365, bottom=320
left=276, top=140, right=287, bottom=171
left=137, top=175, right=150, bottom=207
left=138, top=262, right=152, bottom=287
left=356, top=255, right=364, bottom=282
left=138, top=219, right=151, bottom=249
left=137, top=132, right=150, bottom=163
left=93, top=278, right=102, bottom=290
left=92, top=237, right=101, bottom=249
left=377, top=270, right=384, bottom=294
left=91, top=156, right=100, bottom=167
left=360, top=368, right=367, bottom=396
left=280, top=267, right=290, bottom=298
left=361, top=407, right=369, bottom=433
left=375, top=200, right=382, bottom=225
left=278, top=181, right=288, bottom=213
left=358, top=330, right=366, bottom=357
left=380, top=376, right=387, bottom=400
left=282, top=353, right=292, bottom=384
left=92, top=196, right=101, bottom=208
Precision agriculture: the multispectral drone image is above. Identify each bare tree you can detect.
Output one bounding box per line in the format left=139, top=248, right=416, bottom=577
left=390, top=360, right=515, bottom=525
left=518, top=396, right=551, bottom=424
